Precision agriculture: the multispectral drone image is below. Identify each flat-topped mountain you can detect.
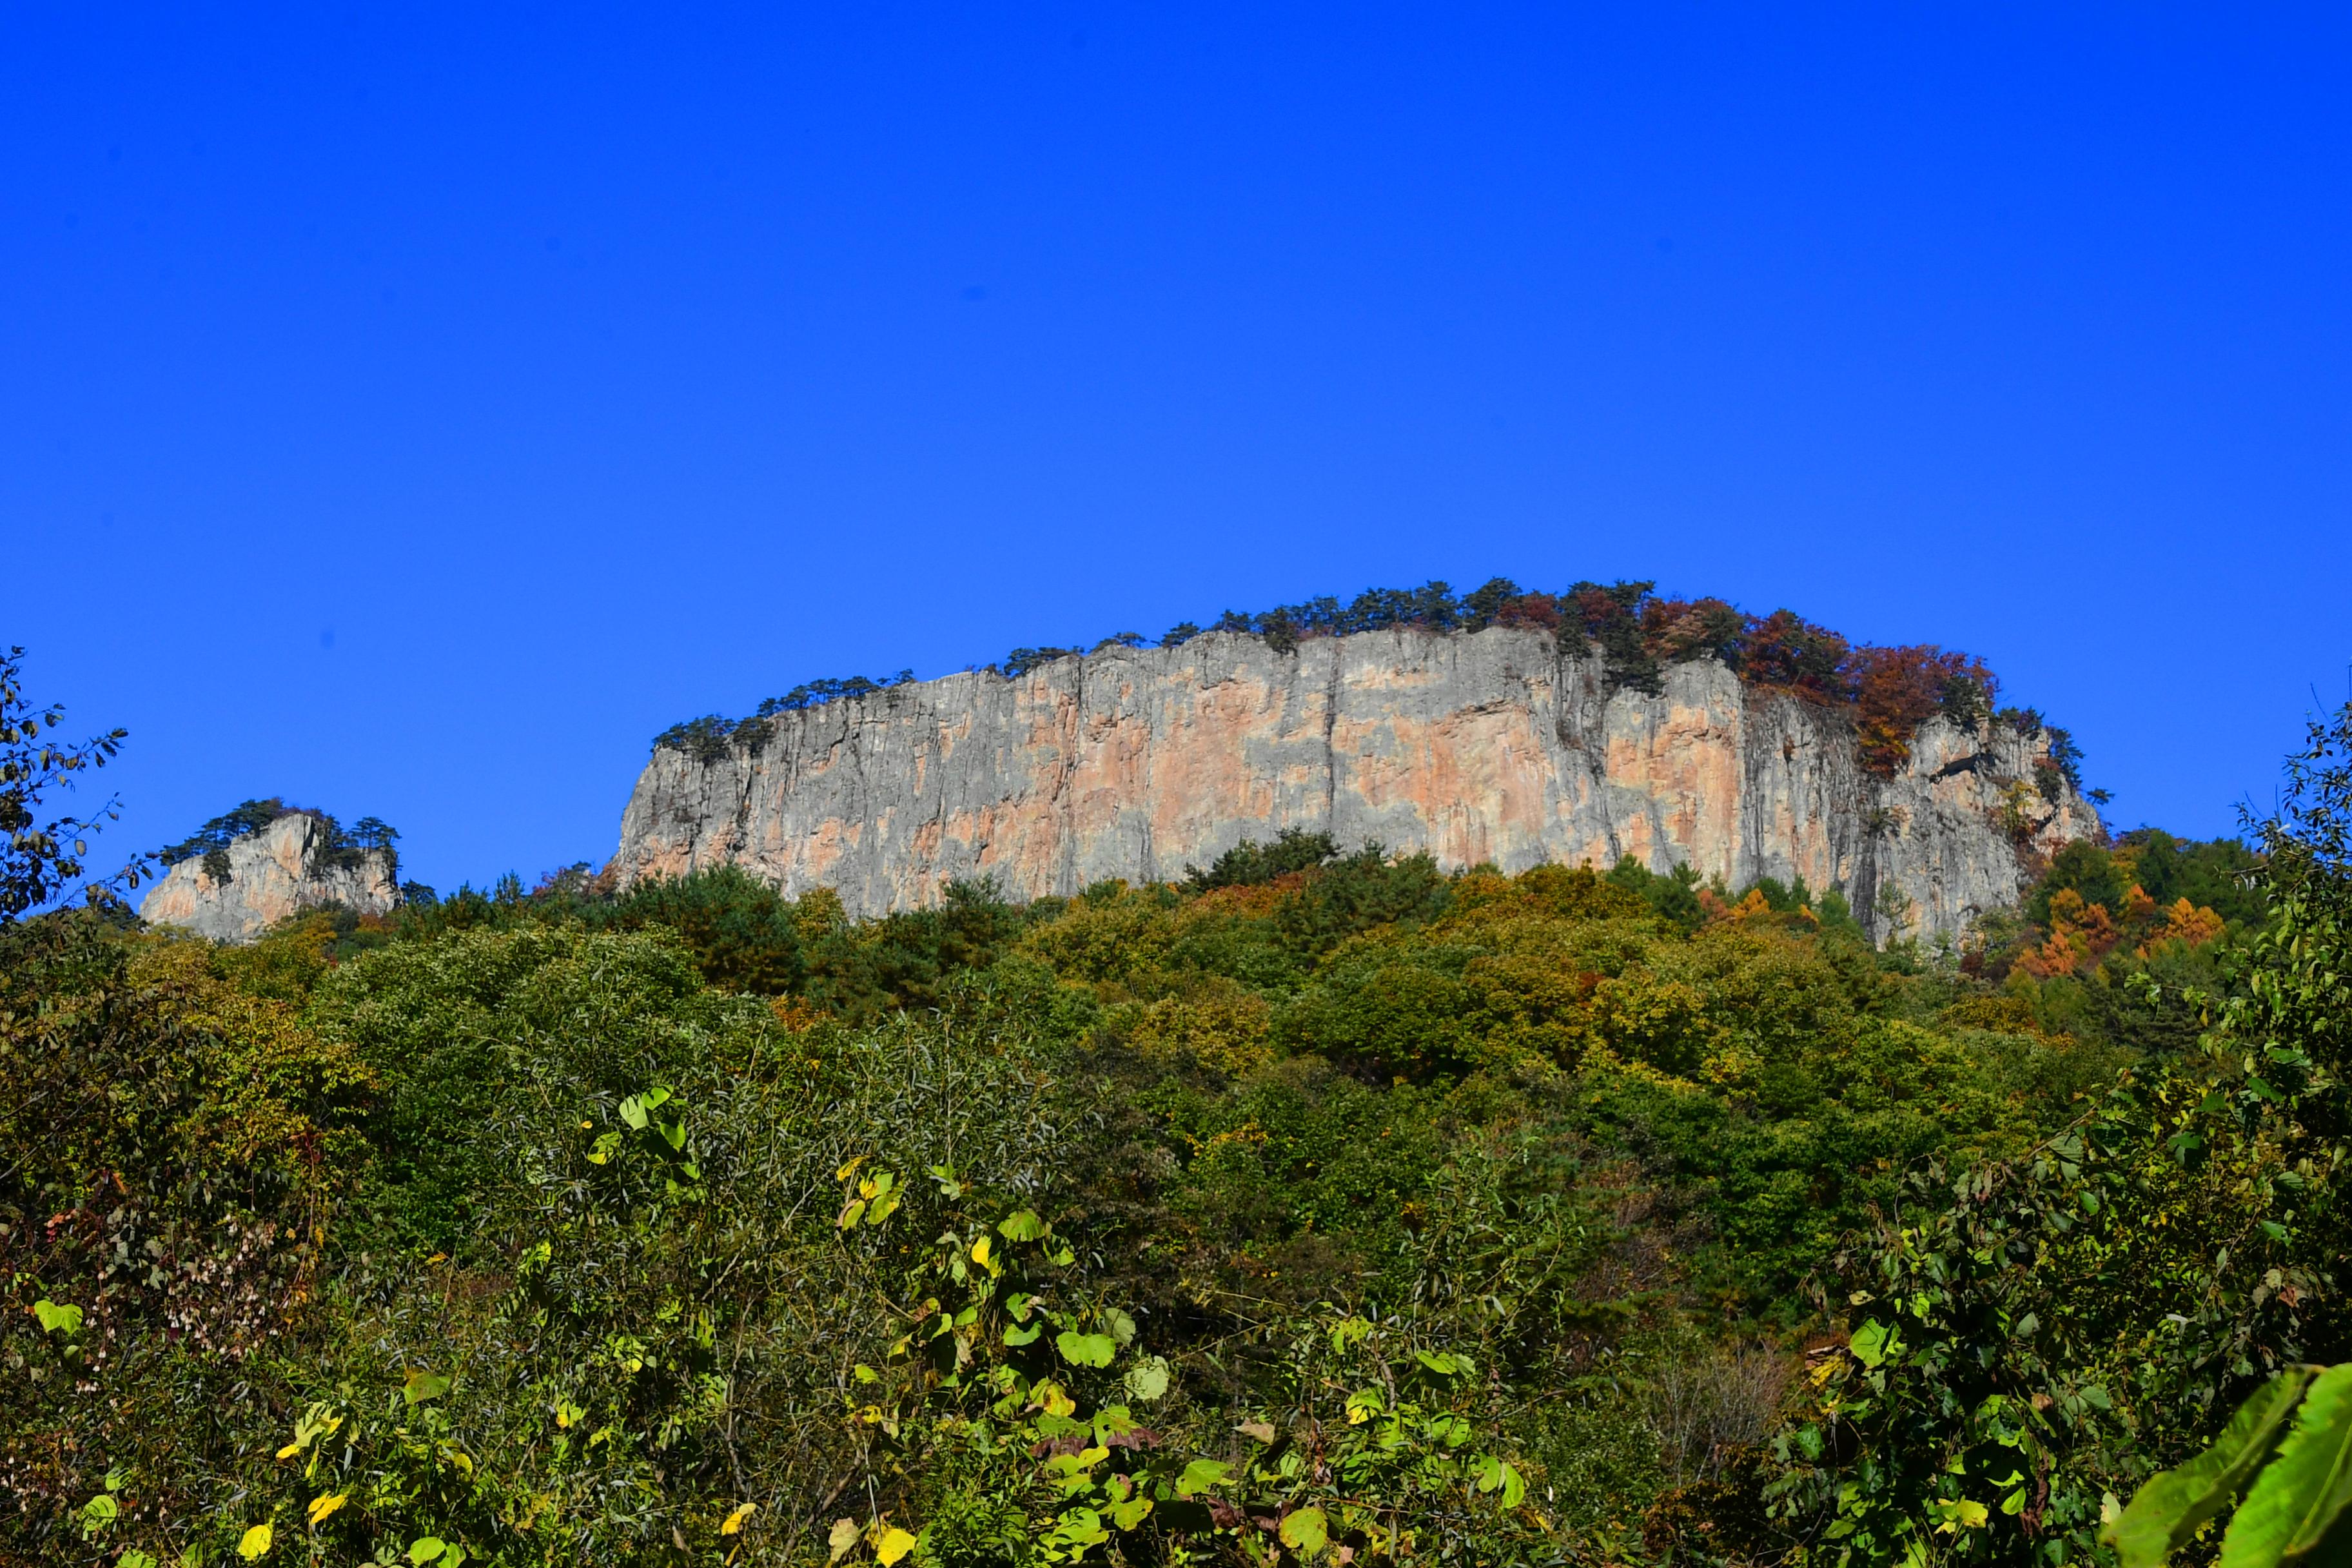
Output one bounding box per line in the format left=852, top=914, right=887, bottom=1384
left=611, top=583, right=2099, bottom=942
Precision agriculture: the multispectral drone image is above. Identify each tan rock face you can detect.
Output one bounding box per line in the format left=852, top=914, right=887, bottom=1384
left=139, top=812, right=397, bottom=943
left=612, top=627, right=2099, bottom=941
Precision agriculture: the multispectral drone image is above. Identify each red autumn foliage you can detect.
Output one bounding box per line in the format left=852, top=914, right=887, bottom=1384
left=1640, top=596, right=1746, bottom=665
left=1739, top=610, right=1853, bottom=703
left=1847, top=645, right=1997, bottom=775
left=1493, top=593, right=1562, bottom=630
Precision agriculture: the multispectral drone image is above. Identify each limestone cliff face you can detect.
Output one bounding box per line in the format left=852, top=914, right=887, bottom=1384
left=612, top=627, right=2099, bottom=941
left=139, top=812, right=397, bottom=943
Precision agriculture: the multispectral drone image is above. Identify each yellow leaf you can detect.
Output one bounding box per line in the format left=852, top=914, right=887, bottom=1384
left=307, top=1493, right=348, bottom=1526
left=275, top=1442, right=303, bottom=1460
left=827, top=1518, right=860, bottom=1563
left=970, top=1235, right=992, bottom=1268
left=721, top=1503, right=756, bottom=1536
left=237, top=1524, right=274, bottom=1560
left=875, top=1526, right=917, bottom=1565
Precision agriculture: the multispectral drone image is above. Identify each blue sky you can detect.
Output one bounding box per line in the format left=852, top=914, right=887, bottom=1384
left=8, top=5, right=2349, bottom=895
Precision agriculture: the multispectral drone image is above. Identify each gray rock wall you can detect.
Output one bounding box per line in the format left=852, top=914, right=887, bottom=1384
left=139, top=812, right=397, bottom=943
left=611, top=627, right=2099, bottom=941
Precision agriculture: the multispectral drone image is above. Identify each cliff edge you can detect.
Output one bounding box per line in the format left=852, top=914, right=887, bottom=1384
left=611, top=626, right=2098, bottom=942
left=140, top=809, right=398, bottom=943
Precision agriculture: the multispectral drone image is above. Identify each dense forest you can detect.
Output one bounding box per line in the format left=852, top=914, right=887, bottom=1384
left=6, top=642, right=2350, bottom=1567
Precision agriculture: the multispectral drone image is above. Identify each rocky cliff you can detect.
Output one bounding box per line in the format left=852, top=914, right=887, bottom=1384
left=611, top=627, right=2099, bottom=941
left=140, top=811, right=398, bottom=943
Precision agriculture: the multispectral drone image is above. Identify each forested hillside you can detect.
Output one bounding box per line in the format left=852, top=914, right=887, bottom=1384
left=5, top=646, right=2349, bottom=1566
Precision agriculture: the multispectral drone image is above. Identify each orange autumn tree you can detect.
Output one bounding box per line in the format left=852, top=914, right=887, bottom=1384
left=1847, top=645, right=1998, bottom=776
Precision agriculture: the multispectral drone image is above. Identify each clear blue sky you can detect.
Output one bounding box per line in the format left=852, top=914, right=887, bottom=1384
left=8, top=5, right=2349, bottom=895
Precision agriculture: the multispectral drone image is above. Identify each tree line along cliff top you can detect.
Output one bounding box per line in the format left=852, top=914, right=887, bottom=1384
left=653, top=576, right=2090, bottom=787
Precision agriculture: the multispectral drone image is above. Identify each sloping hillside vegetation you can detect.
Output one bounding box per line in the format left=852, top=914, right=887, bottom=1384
left=7, top=710, right=2350, bottom=1566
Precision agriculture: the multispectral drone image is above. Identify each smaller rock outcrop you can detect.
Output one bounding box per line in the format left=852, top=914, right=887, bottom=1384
left=140, top=809, right=397, bottom=943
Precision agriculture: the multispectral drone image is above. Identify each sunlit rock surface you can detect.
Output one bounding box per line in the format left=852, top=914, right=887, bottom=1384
left=139, top=811, right=397, bottom=943
left=612, top=627, right=2098, bottom=941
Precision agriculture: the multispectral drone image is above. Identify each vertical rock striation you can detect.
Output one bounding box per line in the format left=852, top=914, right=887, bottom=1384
left=612, top=627, right=2098, bottom=941
left=139, top=812, right=398, bottom=943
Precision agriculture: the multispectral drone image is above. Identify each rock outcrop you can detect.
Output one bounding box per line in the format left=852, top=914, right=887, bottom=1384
left=612, top=627, right=2099, bottom=941
left=140, top=811, right=398, bottom=943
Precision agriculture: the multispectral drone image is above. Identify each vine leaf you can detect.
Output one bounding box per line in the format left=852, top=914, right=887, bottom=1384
left=403, top=1369, right=453, bottom=1406
left=1280, top=1507, right=1329, bottom=1554
left=2106, top=1367, right=2315, bottom=1567
left=2219, top=1364, right=2352, bottom=1567
left=1176, top=1459, right=1232, bottom=1496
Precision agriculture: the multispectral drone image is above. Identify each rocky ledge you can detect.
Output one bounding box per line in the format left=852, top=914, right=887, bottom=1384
left=140, top=810, right=398, bottom=943
left=611, top=626, right=2099, bottom=943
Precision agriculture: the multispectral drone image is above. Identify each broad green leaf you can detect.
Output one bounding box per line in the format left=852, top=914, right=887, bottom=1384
left=1112, top=1495, right=1153, bottom=1530
left=1057, top=1331, right=1116, bottom=1368
left=1124, top=1355, right=1170, bottom=1402
left=34, top=1299, right=81, bottom=1336
left=404, top=1369, right=452, bottom=1406
left=407, top=1539, right=447, bottom=1564
left=2106, top=1366, right=2315, bottom=1567
left=1177, top=1459, right=1232, bottom=1496
left=1048, top=1509, right=1108, bottom=1551
left=1004, top=1321, right=1043, bottom=1346
left=998, top=1209, right=1047, bottom=1241
left=79, top=1493, right=118, bottom=1531
left=1474, top=1455, right=1527, bottom=1508
left=238, top=1524, right=275, bottom=1560
left=1850, top=1320, right=1899, bottom=1369
left=1104, top=1307, right=1137, bottom=1346
left=1280, top=1506, right=1329, bottom=1554
left=2221, top=1364, right=2352, bottom=1567
left=1930, top=1498, right=1990, bottom=1533
left=1044, top=1444, right=1110, bottom=1478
